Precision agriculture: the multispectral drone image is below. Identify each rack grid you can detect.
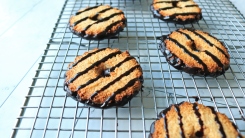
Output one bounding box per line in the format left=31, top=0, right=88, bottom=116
left=12, top=0, right=245, bottom=137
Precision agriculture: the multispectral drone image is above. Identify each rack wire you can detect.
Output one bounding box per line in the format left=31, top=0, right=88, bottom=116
left=12, top=0, right=245, bottom=137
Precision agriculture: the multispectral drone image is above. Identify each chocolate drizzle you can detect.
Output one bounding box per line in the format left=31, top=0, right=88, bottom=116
left=101, top=78, right=139, bottom=108
left=154, top=1, right=175, bottom=4
left=110, top=56, right=134, bottom=71
left=176, top=30, right=197, bottom=51
left=85, top=65, right=140, bottom=105
left=91, top=19, right=125, bottom=38
left=164, top=117, right=169, bottom=138
left=193, top=103, right=204, bottom=137
left=157, top=103, right=187, bottom=138
left=174, top=105, right=185, bottom=138
left=74, top=7, right=113, bottom=26
left=188, top=29, right=229, bottom=59
left=154, top=0, right=193, bottom=5
left=76, top=12, right=124, bottom=33
left=185, top=5, right=199, bottom=7
left=192, top=96, right=200, bottom=102
left=167, top=37, right=208, bottom=72
left=71, top=48, right=106, bottom=68
left=159, top=106, right=171, bottom=138
left=158, top=7, right=176, bottom=11
left=176, top=30, right=192, bottom=40
left=75, top=5, right=99, bottom=15
left=76, top=76, right=101, bottom=92
left=165, top=12, right=201, bottom=20
left=207, top=106, right=226, bottom=137
left=73, top=17, right=89, bottom=26
left=74, top=56, right=135, bottom=93
left=204, top=50, right=224, bottom=68
left=68, top=51, right=122, bottom=83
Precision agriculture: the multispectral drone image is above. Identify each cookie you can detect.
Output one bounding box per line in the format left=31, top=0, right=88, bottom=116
left=149, top=102, right=244, bottom=138
left=63, top=48, right=143, bottom=108
left=150, top=0, right=202, bottom=24
left=159, top=28, right=230, bottom=77
left=69, top=5, right=127, bottom=40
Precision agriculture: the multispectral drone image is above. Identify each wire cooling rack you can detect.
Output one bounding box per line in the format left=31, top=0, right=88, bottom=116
left=12, top=0, right=245, bottom=137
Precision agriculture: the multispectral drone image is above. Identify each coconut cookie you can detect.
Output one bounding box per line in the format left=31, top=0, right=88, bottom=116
left=159, top=28, right=230, bottom=77
left=69, top=5, right=127, bottom=40
left=151, top=0, right=202, bottom=24
left=64, top=48, right=143, bottom=108
left=149, top=102, right=244, bottom=138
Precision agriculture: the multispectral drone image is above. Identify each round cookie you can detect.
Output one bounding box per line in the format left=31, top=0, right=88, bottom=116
left=63, top=48, right=143, bottom=108
left=149, top=101, right=244, bottom=138
left=150, top=0, right=202, bottom=24
left=69, top=5, right=127, bottom=40
left=159, top=28, right=230, bottom=77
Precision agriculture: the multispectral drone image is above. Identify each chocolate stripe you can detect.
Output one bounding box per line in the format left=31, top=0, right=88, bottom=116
left=231, top=122, right=244, bottom=138
left=177, top=30, right=227, bottom=68
left=154, top=0, right=190, bottom=4
left=110, top=56, right=134, bottom=71
left=164, top=117, right=170, bottom=138
left=176, top=30, right=193, bottom=40
left=68, top=51, right=122, bottom=83
left=154, top=1, right=176, bottom=4
left=158, top=5, right=198, bottom=11
left=209, top=42, right=229, bottom=59
left=193, top=103, right=204, bottom=137
left=71, top=48, right=106, bottom=68
left=231, top=123, right=244, bottom=138
left=174, top=105, right=185, bottom=138
left=185, top=5, right=198, bottom=7
left=191, top=30, right=213, bottom=46
left=83, top=12, right=124, bottom=32
left=75, top=76, right=101, bottom=92
left=204, top=50, right=224, bottom=68
left=207, top=106, right=226, bottom=137
left=73, top=17, right=89, bottom=26
left=92, top=19, right=126, bottom=37
left=87, top=65, right=140, bottom=103
left=159, top=107, right=172, bottom=138
left=74, top=7, right=113, bottom=26
left=75, top=5, right=99, bottom=15
left=75, top=56, right=134, bottom=92
left=101, top=78, right=139, bottom=107
left=176, top=30, right=197, bottom=50
left=189, top=30, right=229, bottom=59
left=169, top=12, right=201, bottom=17
left=159, top=7, right=176, bottom=11
left=168, top=37, right=208, bottom=72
